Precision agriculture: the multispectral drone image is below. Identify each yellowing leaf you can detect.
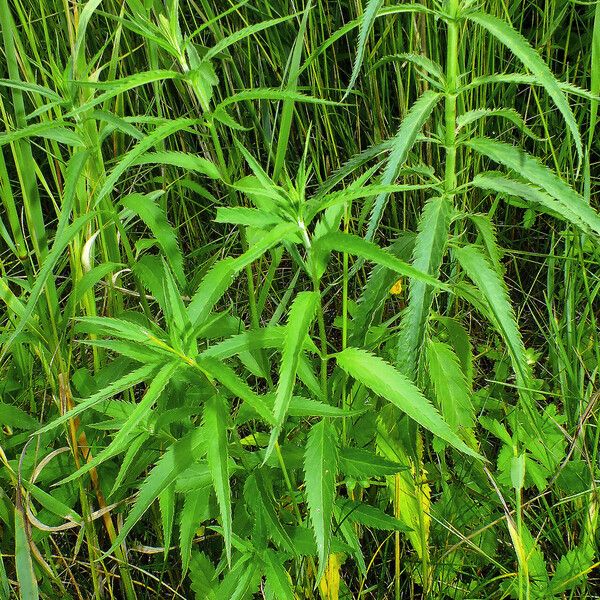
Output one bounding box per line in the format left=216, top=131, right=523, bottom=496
left=389, top=278, right=403, bottom=295
left=319, top=553, right=342, bottom=600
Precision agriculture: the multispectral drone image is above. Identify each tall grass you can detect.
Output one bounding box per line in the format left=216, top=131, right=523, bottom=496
left=0, top=0, right=599, bottom=598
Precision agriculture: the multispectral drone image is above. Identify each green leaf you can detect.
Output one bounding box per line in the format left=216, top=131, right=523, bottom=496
left=14, top=507, right=38, bottom=600
left=159, top=482, right=176, bottom=560
left=427, top=340, right=475, bottom=435
left=262, top=550, right=294, bottom=600
left=345, top=2, right=429, bottom=97
left=548, top=544, right=595, bottom=595
left=466, top=11, right=582, bottom=163
left=456, top=108, right=541, bottom=141
left=35, top=362, right=157, bottom=435
left=310, top=231, right=444, bottom=288
left=204, top=394, right=232, bottom=564
left=104, top=425, right=207, bottom=557
left=336, top=347, right=482, bottom=459
left=265, top=291, right=319, bottom=460
left=471, top=167, right=600, bottom=236
left=337, top=499, right=410, bottom=531
left=199, top=357, right=274, bottom=425
left=339, top=447, right=404, bottom=478
left=304, top=419, right=338, bottom=581
left=180, top=488, right=211, bottom=575
left=94, top=118, right=201, bottom=206
left=272, top=4, right=311, bottom=182
left=128, top=150, right=220, bottom=179
left=59, top=361, right=179, bottom=483
left=395, top=196, right=451, bottom=378
left=455, top=245, right=533, bottom=404
left=365, top=91, right=441, bottom=240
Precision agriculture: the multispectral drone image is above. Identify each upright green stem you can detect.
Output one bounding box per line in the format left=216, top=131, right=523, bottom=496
left=444, top=0, right=459, bottom=198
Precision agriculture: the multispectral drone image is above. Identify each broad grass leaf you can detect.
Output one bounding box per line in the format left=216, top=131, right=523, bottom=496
left=365, top=91, right=441, bottom=240
left=466, top=11, right=582, bottom=163
left=204, top=394, right=232, bottom=563
left=304, top=419, right=338, bottom=581
left=455, top=245, right=534, bottom=403
left=1, top=213, right=95, bottom=359
left=104, top=425, right=207, bottom=557
left=395, top=196, right=451, bottom=379
left=336, top=347, right=481, bottom=459
left=265, top=291, right=319, bottom=460
left=14, top=507, right=38, bottom=600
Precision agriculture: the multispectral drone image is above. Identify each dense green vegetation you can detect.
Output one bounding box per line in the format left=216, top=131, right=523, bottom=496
left=1, top=0, right=599, bottom=598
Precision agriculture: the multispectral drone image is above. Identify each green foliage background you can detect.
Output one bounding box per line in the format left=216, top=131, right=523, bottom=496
left=0, top=0, right=599, bottom=598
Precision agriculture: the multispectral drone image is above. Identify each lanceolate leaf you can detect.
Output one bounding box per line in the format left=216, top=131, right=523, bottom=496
left=466, top=11, right=582, bottom=163
left=455, top=245, right=533, bottom=402
left=122, top=193, right=186, bottom=286
left=35, top=362, right=158, bottom=435
left=427, top=340, right=475, bottom=436
left=104, top=425, right=207, bottom=557
left=365, top=91, right=441, bottom=241
left=395, top=196, right=451, bottom=379
left=14, top=507, right=38, bottom=600
left=336, top=347, right=482, bottom=459
left=304, top=419, right=338, bottom=580
left=471, top=167, right=600, bottom=236
left=311, top=231, right=443, bottom=288
left=59, top=361, right=179, bottom=483
left=204, top=394, right=233, bottom=564
left=345, top=2, right=430, bottom=97
left=266, top=291, right=319, bottom=460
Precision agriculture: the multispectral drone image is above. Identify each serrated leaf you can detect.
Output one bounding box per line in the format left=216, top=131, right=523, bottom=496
left=103, top=425, right=207, bottom=557
left=266, top=291, right=319, bottom=460
left=304, top=419, right=338, bottom=581
left=159, top=482, right=175, bottom=560
left=337, top=499, right=411, bottom=531
left=471, top=168, right=600, bottom=236
left=339, top=447, right=405, bottom=477
left=59, top=361, right=178, bottom=483
left=466, top=11, right=582, bottom=163
left=204, top=394, right=232, bottom=563
left=395, top=196, right=451, bottom=379
left=336, top=347, right=482, bottom=459
left=262, top=550, right=294, bottom=600
left=180, top=487, right=211, bottom=575
left=365, top=91, right=441, bottom=240
left=455, top=245, right=533, bottom=404
left=427, top=340, right=475, bottom=435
